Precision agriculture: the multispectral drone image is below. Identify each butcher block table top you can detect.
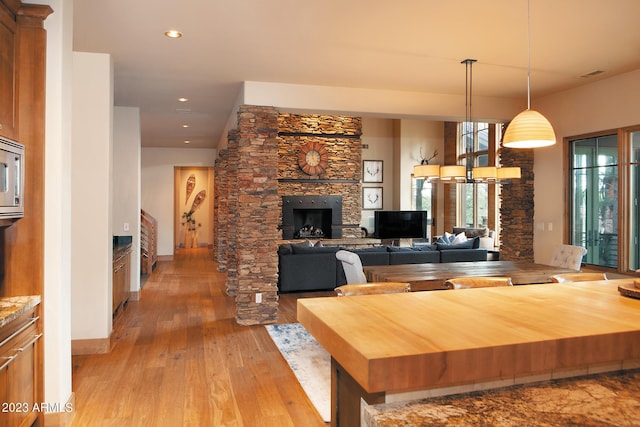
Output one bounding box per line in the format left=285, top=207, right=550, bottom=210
left=363, top=260, right=578, bottom=291
left=297, top=279, right=640, bottom=396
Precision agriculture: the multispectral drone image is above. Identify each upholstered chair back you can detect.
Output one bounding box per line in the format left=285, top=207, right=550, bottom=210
left=549, top=245, right=588, bottom=270
left=336, top=250, right=368, bottom=284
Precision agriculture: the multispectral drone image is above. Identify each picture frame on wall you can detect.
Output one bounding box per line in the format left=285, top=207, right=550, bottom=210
left=363, top=160, right=383, bottom=183
left=363, top=187, right=383, bottom=210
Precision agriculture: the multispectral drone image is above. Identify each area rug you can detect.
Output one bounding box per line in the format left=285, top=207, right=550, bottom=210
left=265, top=323, right=330, bottom=422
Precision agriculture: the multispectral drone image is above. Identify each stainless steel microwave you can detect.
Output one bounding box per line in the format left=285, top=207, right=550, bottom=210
left=0, top=137, right=24, bottom=219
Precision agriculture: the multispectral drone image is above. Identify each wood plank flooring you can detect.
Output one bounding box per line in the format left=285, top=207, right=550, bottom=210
left=72, top=248, right=332, bottom=426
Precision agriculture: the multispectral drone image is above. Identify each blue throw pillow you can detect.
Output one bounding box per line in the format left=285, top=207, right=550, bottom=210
left=435, top=236, right=450, bottom=245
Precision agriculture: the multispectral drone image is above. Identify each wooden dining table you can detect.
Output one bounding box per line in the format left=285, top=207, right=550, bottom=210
left=297, top=279, right=640, bottom=427
left=363, top=260, right=578, bottom=291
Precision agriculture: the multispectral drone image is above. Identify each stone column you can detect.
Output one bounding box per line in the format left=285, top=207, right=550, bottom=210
left=233, top=106, right=280, bottom=325
left=499, top=146, right=534, bottom=261
left=213, top=146, right=229, bottom=271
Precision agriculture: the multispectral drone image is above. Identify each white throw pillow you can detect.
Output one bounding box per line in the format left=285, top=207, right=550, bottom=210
left=452, top=232, right=467, bottom=244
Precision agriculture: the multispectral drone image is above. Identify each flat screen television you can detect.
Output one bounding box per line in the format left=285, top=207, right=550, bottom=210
left=373, top=210, right=427, bottom=239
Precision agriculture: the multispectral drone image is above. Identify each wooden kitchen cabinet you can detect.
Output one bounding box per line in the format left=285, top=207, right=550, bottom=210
left=0, top=3, right=18, bottom=140
left=0, top=1, right=52, bottom=424
left=113, top=248, right=131, bottom=316
left=0, top=301, right=41, bottom=427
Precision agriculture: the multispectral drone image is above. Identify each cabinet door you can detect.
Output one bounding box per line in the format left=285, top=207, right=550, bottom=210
left=0, top=8, right=17, bottom=140
left=0, top=317, right=40, bottom=427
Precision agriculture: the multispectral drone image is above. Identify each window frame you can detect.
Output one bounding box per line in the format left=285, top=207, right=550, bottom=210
left=457, top=122, right=498, bottom=230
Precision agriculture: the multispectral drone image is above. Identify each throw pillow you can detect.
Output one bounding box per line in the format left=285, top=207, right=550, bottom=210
left=452, top=232, right=467, bottom=244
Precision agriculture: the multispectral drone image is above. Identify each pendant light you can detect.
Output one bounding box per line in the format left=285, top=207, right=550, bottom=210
left=502, top=0, right=556, bottom=148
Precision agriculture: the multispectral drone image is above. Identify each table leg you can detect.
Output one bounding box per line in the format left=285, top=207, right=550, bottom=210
left=331, top=357, right=384, bottom=427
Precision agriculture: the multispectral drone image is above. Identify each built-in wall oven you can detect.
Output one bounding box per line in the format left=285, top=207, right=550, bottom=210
left=0, top=137, right=24, bottom=219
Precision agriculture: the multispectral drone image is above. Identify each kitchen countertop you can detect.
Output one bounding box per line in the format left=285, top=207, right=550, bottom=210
left=113, top=235, right=133, bottom=258
left=362, top=369, right=640, bottom=426
left=0, top=295, right=41, bottom=328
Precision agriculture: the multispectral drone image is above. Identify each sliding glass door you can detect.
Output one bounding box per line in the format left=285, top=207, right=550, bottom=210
left=630, top=131, right=640, bottom=270
left=570, top=134, right=618, bottom=268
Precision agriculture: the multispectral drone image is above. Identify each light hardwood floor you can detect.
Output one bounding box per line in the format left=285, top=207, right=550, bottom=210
left=72, top=247, right=331, bottom=426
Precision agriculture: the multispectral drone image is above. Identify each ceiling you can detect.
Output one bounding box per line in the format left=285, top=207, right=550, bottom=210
left=72, top=0, right=640, bottom=149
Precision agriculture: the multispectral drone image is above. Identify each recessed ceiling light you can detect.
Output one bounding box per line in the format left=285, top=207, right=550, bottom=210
left=177, top=97, right=189, bottom=102
left=182, top=124, right=190, bottom=128
left=184, top=140, right=190, bottom=144
left=165, top=30, right=182, bottom=39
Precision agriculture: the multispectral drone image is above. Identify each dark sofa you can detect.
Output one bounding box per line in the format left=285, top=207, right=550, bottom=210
left=277, top=243, right=487, bottom=293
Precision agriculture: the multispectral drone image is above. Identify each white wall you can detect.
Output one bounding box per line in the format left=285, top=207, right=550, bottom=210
left=360, top=117, right=444, bottom=234
left=361, top=118, right=394, bottom=231
left=534, top=69, right=640, bottom=264
left=141, top=147, right=216, bottom=256
left=397, top=119, right=444, bottom=210
left=113, top=106, right=141, bottom=293
left=71, top=52, right=113, bottom=339
left=38, top=0, right=73, bottom=409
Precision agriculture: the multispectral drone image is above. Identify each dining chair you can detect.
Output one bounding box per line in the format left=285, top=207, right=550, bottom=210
left=548, top=244, right=588, bottom=270
left=443, top=276, right=513, bottom=289
left=335, top=250, right=410, bottom=296
left=550, top=272, right=608, bottom=283
left=334, top=282, right=411, bottom=296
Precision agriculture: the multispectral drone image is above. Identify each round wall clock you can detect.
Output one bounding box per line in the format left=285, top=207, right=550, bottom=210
left=298, top=141, right=329, bottom=176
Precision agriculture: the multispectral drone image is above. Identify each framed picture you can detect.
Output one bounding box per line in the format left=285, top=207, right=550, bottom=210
left=363, top=187, right=383, bottom=210
left=363, top=160, right=383, bottom=183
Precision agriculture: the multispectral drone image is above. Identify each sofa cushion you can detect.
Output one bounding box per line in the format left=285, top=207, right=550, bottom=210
left=386, top=246, right=416, bottom=252
left=437, top=239, right=475, bottom=250
left=440, top=249, right=488, bottom=262
left=290, top=245, right=340, bottom=255
left=413, top=243, right=438, bottom=251
left=352, top=248, right=390, bottom=266
left=389, top=250, right=440, bottom=264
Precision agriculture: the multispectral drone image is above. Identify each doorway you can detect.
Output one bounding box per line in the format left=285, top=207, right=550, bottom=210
left=174, top=167, right=215, bottom=250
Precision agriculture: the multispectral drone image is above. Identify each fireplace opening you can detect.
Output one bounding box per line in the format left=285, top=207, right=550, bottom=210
left=293, top=209, right=331, bottom=238
left=281, top=195, right=342, bottom=240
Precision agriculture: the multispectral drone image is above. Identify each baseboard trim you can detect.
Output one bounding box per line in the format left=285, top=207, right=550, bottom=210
left=43, top=392, right=75, bottom=427
left=71, top=336, right=112, bottom=355
left=129, top=290, right=140, bottom=301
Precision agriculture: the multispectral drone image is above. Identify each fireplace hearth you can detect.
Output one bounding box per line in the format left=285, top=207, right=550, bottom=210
left=281, top=196, right=343, bottom=240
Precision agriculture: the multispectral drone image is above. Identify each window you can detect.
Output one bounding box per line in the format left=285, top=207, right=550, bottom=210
left=458, top=122, right=492, bottom=228
left=411, top=177, right=433, bottom=242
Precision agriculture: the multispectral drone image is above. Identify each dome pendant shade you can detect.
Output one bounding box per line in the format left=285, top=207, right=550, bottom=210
left=502, top=110, right=556, bottom=149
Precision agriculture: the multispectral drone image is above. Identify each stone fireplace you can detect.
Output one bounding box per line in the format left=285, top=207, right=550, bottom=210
left=214, top=107, right=362, bottom=325
left=281, top=195, right=343, bottom=239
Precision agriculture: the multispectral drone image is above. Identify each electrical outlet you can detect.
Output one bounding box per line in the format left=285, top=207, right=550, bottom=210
left=255, top=293, right=262, bottom=304
left=123, top=222, right=130, bottom=232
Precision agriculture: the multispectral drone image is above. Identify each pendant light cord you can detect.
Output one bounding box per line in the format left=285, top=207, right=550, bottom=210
left=527, top=0, right=531, bottom=110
